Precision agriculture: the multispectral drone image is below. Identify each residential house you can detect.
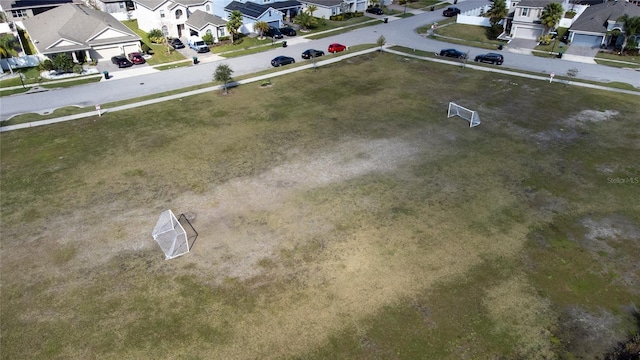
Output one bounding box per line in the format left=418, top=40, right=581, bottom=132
left=22, top=3, right=141, bottom=62
left=568, top=0, right=640, bottom=48
left=184, top=9, right=226, bottom=41
left=134, top=0, right=213, bottom=38
left=212, top=0, right=299, bottom=19
left=86, top=0, right=135, bottom=21
left=298, top=0, right=368, bottom=19
left=507, top=0, right=558, bottom=40
left=0, top=0, right=77, bottom=22
left=224, top=1, right=301, bottom=34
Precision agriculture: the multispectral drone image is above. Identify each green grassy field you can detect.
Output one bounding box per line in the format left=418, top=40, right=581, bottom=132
left=1, top=52, right=639, bottom=359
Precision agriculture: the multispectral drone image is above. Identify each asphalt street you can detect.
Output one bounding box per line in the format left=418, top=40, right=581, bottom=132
left=1, top=0, right=638, bottom=121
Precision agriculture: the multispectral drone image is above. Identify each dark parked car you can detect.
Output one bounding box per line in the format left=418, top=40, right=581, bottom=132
left=442, top=7, right=461, bottom=17
left=111, top=55, right=133, bottom=68
left=265, top=26, right=283, bottom=39
left=271, top=55, right=295, bottom=67
left=169, top=38, right=185, bottom=49
left=280, top=26, right=296, bottom=36
left=474, top=53, right=504, bottom=65
left=438, top=48, right=467, bottom=59
left=127, top=52, right=146, bottom=65
left=366, top=7, right=384, bottom=15
left=302, top=49, right=325, bottom=59
left=328, top=43, right=347, bottom=53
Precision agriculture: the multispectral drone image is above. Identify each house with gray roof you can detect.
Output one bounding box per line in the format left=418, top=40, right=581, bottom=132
left=568, top=0, right=640, bottom=48
left=22, top=3, right=141, bottom=62
left=224, top=1, right=300, bottom=34
left=0, top=0, right=76, bottom=22
left=86, top=0, right=135, bottom=21
left=506, top=0, right=558, bottom=40
left=298, top=0, right=368, bottom=19
left=134, top=0, right=212, bottom=39
left=184, top=9, right=227, bottom=41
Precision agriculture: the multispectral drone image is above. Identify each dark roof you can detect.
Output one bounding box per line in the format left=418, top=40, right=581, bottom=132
left=299, top=0, right=343, bottom=7
left=514, top=0, right=555, bottom=8
left=225, top=0, right=299, bottom=18
left=571, top=0, right=640, bottom=33
left=0, top=0, right=74, bottom=10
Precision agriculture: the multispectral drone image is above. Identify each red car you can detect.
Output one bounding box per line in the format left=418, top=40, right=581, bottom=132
left=328, top=43, right=347, bottom=53
left=127, top=52, right=146, bottom=65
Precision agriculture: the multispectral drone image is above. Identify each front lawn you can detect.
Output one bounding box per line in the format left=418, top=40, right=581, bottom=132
left=122, top=20, right=185, bottom=65
left=428, top=23, right=505, bottom=50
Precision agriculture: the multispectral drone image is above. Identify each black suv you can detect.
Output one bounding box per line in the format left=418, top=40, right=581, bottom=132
left=279, top=26, right=296, bottom=36
left=301, top=49, right=325, bottom=59
left=111, top=55, right=133, bottom=68
left=265, top=26, right=283, bottom=39
left=474, top=53, right=504, bottom=65
left=442, top=7, right=461, bottom=17
left=366, top=7, right=384, bottom=15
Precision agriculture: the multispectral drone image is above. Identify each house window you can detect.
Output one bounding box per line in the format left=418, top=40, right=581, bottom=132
left=521, top=8, right=529, bottom=16
left=11, top=9, right=28, bottom=18
left=219, top=27, right=225, bottom=37
left=160, top=10, right=165, bottom=18
left=175, top=9, right=183, bottom=19
left=162, top=25, right=168, bottom=37
left=206, top=29, right=212, bottom=35
left=206, top=4, right=210, bottom=12
left=119, top=2, right=124, bottom=9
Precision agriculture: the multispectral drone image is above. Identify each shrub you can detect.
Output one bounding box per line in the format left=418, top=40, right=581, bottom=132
left=218, top=36, right=230, bottom=42
left=52, top=53, right=74, bottom=73
left=73, top=64, right=83, bottom=74
left=202, top=33, right=214, bottom=45
left=486, top=24, right=503, bottom=40
left=39, top=59, right=54, bottom=71
left=147, top=29, right=164, bottom=44
left=141, top=43, right=151, bottom=54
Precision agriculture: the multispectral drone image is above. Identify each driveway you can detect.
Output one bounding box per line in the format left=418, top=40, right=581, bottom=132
left=506, top=38, right=537, bottom=54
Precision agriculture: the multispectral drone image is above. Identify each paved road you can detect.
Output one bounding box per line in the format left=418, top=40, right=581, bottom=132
left=1, top=1, right=638, bottom=120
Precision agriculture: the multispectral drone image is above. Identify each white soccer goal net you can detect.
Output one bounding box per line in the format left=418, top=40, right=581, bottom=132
left=448, top=102, right=481, bottom=127
left=152, top=210, right=189, bottom=260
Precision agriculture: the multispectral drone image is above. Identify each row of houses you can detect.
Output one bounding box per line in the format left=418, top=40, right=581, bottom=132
left=1, top=0, right=377, bottom=63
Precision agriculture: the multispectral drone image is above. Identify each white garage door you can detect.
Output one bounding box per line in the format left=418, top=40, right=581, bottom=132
left=572, top=34, right=603, bottom=47
left=514, top=27, right=540, bottom=40
left=93, top=46, right=123, bottom=60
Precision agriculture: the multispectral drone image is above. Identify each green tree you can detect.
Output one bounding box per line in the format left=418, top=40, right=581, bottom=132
left=213, top=64, right=233, bottom=94
left=253, top=20, right=270, bottom=39
left=618, top=14, right=640, bottom=53
left=306, top=4, right=317, bottom=17
left=202, top=33, right=214, bottom=45
left=147, top=29, right=164, bottom=44
left=540, top=2, right=564, bottom=35
left=52, top=53, right=74, bottom=73
left=376, top=35, right=386, bottom=52
left=294, top=10, right=317, bottom=30
left=0, top=34, right=18, bottom=58
left=226, top=10, right=243, bottom=43
left=487, top=0, right=507, bottom=26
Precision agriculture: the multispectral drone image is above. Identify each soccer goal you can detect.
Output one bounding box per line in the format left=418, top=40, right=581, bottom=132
left=447, top=102, right=481, bottom=127
left=152, top=210, right=198, bottom=260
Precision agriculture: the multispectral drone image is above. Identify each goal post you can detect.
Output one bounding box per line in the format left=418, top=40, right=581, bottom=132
left=152, top=210, right=194, bottom=260
left=448, top=102, right=481, bottom=127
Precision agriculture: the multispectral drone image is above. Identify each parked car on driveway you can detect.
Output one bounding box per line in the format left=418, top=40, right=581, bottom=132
left=187, top=36, right=209, bottom=53
left=474, top=53, right=504, bottom=65
left=302, top=49, right=325, bottom=59
left=328, top=43, right=347, bottom=53
left=127, top=52, right=146, bottom=65
left=265, top=26, right=283, bottom=39
left=366, top=7, right=384, bottom=15
left=279, top=26, right=296, bottom=36
left=169, top=38, right=185, bottom=49
left=442, top=7, right=461, bottom=17
left=111, top=55, right=133, bottom=68
left=438, top=48, right=467, bottom=59
left=271, top=55, right=295, bottom=67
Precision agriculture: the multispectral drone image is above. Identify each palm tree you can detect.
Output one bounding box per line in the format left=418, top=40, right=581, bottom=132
left=213, top=64, right=233, bottom=95
left=486, top=0, right=507, bottom=26
left=306, top=4, right=317, bottom=17
left=0, top=34, right=18, bottom=59
left=540, top=2, right=564, bottom=35
left=618, top=14, right=640, bottom=53
left=226, top=10, right=243, bottom=44
left=253, top=20, right=270, bottom=40
left=294, top=11, right=317, bottom=31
